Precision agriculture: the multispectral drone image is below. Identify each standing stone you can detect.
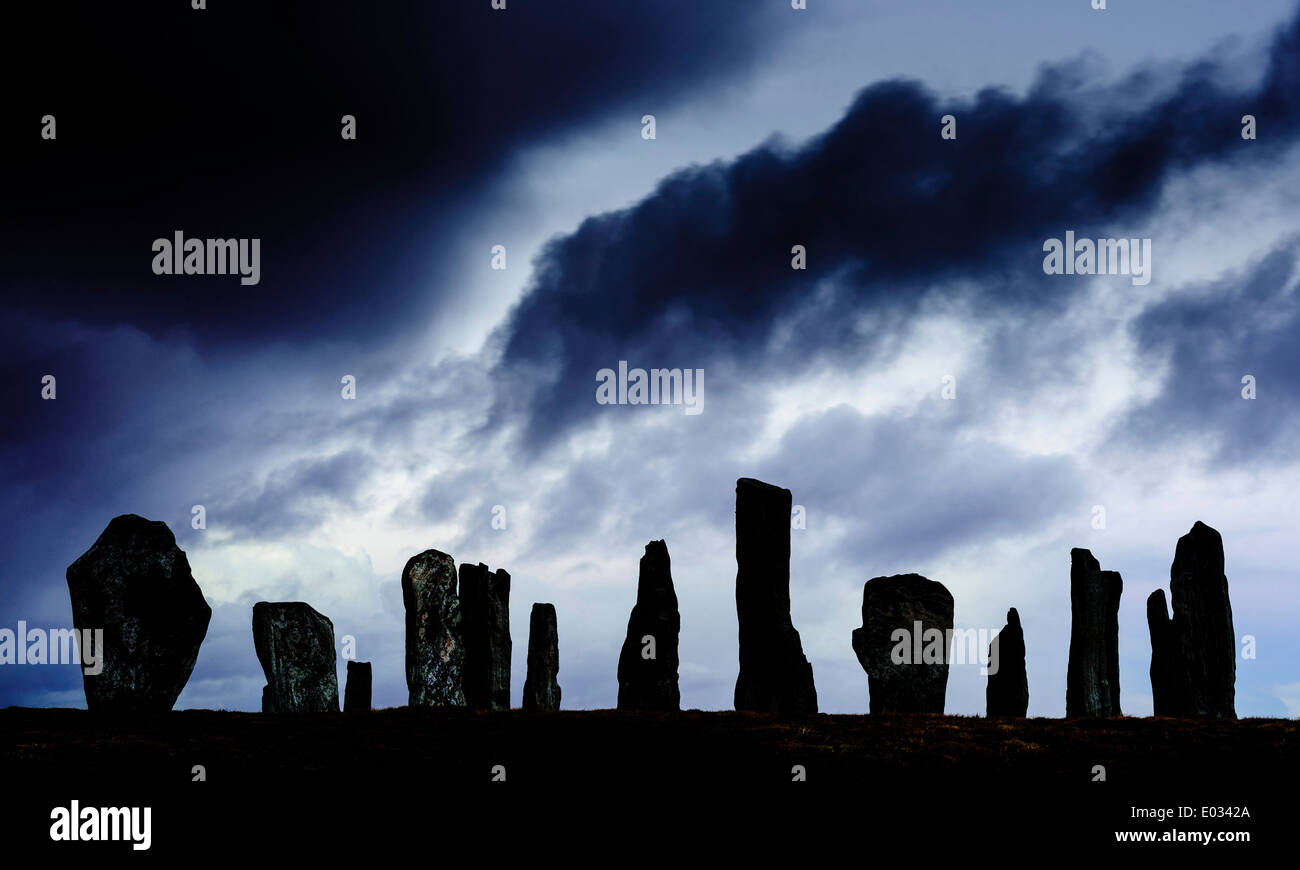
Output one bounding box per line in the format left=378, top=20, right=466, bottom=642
left=1066, top=548, right=1122, bottom=717
left=344, top=660, right=372, bottom=713
left=986, top=607, right=1028, bottom=717
left=1147, top=589, right=1188, bottom=716
left=253, top=602, right=339, bottom=713
left=402, top=549, right=465, bottom=707
left=65, top=514, right=211, bottom=712
left=458, top=562, right=511, bottom=710
left=851, top=574, right=954, bottom=714
left=522, top=603, right=561, bottom=710
left=734, top=478, right=817, bottom=714
left=1147, top=522, right=1236, bottom=718
left=617, top=540, right=681, bottom=710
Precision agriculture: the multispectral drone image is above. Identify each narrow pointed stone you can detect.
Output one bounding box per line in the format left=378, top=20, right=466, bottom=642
left=986, top=607, right=1028, bottom=717
left=459, top=562, right=511, bottom=710
left=344, top=660, right=372, bottom=712
left=1147, top=589, right=1187, bottom=716
left=617, top=540, right=680, bottom=711
left=402, top=549, right=465, bottom=707
left=523, top=603, right=561, bottom=710
left=734, top=478, right=817, bottom=714
left=1066, top=548, right=1122, bottom=717
left=253, top=602, right=339, bottom=713
left=852, top=574, right=953, bottom=714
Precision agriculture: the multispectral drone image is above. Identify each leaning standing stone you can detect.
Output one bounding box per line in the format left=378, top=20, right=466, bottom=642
left=253, top=601, right=339, bottom=713
left=402, top=549, right=465, bottom=707
left=65, top=514, right=211, bottom=711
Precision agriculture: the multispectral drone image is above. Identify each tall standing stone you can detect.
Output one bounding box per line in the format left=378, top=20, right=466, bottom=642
left=523, top=603, right=561, bottom=710
left=617, top=540, right=680, bottom=711
left=253, top=601, right=339, bottom=713
left=851, top=574, right=954, bottom=714
left=1066, top=548, right=1122, bottom=717
left=65, top=514, right=212, bottom=711
left=459, top=562, right=511, bottom=710
left=733, top=478, right=817, bottom=714
left=344, top=660, right=372, bottom=712
left=1147, top=522, right=1236, bottom=718
left=986, top=607, right=1028, bottom=717
left=402, top=549, right=465, bottom=707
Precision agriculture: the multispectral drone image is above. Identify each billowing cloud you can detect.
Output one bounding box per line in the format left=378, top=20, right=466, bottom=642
left=491, top=10, right=1300, bottom=450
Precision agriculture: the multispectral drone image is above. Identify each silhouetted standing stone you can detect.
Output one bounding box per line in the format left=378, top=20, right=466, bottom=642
left=617, top=540, right=680, bottom=711
left=1066, top=549, right=1122, bottom=717
left=1147, top=522, right=1236, bottom=718
left=65, top=514, right=211, bottom=711
left=344, top=660, right=372, bottom=713
left=851, top=574, right=954, bottom=714
left=986, top=607, right=1028, bottom=717
left=1147, top=589, right=1189, bottom=716
left=253, top=602, right=339, bottom=713
left=402, top=549, right=465, bottom=707
left=734, top=478, right=817, bottom=714
left=523, top=603, right=561, bottom=710
left=459, top=563, right=511, bottom=710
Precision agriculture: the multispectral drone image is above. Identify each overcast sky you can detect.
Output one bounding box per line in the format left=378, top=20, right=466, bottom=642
left=3, top=0, right=1299, bottom=716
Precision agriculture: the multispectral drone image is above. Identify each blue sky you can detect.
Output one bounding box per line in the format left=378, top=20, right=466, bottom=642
left=3, top=0, right=1299, bottom=716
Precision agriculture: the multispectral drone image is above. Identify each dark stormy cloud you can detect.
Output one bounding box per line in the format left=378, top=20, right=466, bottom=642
left=492, top=9, right=1300, bottom=450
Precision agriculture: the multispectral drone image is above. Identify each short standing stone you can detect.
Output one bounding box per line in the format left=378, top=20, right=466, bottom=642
left=1147, top=522, right=1236, bottom=718
left=851, top=574, right=954, bottom=714
left=459, top=562, right=511, bottom=710
left=734, top=478, right=817, bottom=714
left=1146, top=589, right=1188, bottom=716
left=344, top=660, right=372, bottom=713
left=65, top=514, right=212, bottom=711
left=986, top=607, right=1028, bottom=717
left=402, top=549, right=465, bottom=707
left=253, top=602, right=339, bottom=713
left=1066, top=548, right=1122, bottom=717
left=617, top=540, right=681, bottom=711
left=523, top=603, right=561, bottom=710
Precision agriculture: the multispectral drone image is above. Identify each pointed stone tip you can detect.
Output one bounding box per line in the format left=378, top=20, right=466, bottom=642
left=1145, top=588, right=1170, bottom=620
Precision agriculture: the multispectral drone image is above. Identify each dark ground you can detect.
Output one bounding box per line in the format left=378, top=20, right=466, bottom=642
left=2, top=707, right=1294, bottom=854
